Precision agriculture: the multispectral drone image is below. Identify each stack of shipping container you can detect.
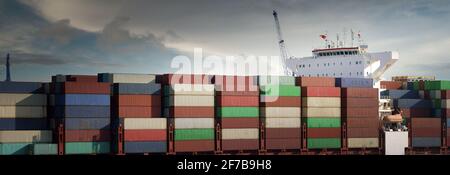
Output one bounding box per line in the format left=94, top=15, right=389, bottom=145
left=338, top=78, right=379, bottom=149
left=50, top=75, right=111, bottom=154
left=99, top=73, right=166, bottom=154
left=443, top=89, right=450, bottom=147
left=160, top=74, right=215, bottom=153
left=215, top=76, right=259, bottom=152
left=259, top=76, right=301, bottom=150
left=298, top=77, right=341, bottom=149
left=0, top=82, right=54, bottom=155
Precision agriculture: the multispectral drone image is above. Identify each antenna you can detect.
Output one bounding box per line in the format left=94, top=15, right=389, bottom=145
left=5, top=53, right=11, bottom=82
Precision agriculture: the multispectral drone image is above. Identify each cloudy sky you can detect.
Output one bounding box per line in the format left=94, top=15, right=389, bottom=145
left=0, top=0, right=449, bottom=82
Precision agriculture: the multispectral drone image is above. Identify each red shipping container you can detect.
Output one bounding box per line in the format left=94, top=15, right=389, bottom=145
left=266, top=138, right=301, bottom=150
left=165, top=107, right=214, bottom=118
left=260, top=96, right=301, bottom=107
left=266, top=128, right=301, bottom=139
left=66, top=75, right=98, bottom=82
left=411, top=128, right=441, bottom=137
left=346, top=117, right=380, bottom=128
left=419, top=81, right=425, bottom=90
left=214, top=75, right=256, bottom=86
left=118, top=106, right=161, bottom=118
left=443, top=109, right=450, bottom=118
left=114, top=95, right=161, bottom=106
left=174, top=140, right=215, bottom=152
left=380, top=81, right=403, bottom=90
left=215, top=84, right=258, bottom=92
left=341, top=107, right=379, bottom=118
left=341, top=88, right=378, bottom=98
left=158, top=74, right=212, bottom=85
left=124, top=130, right=167, bottom=141
left=222, top=139, right=259, bottom=151
left=215, top=90, right=259, bottom=96
left=307, top=128, right=341, bottom=138
left=442, top=90, right=450, bottom=99
left=296, top=77, right=335, bottom=87
left=65, top=130, right=111, bottom=142
left=216, top=96, right=259, bottom=107
left=301, top=87, right=341, bottom=97
left=341, top=98, right=378, bottom=108
left=411, top=118, right=441, bottom=128
left=55, top=82, right=110, bottom=94
left=401, top=108, right=432, bottom=118
left=347, top=127, right=379, bottom=138
left=220, top=118, right=259, bottom=128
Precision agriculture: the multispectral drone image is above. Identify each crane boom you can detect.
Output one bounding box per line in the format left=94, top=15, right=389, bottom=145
left=272, top=10, right=292, bottom=76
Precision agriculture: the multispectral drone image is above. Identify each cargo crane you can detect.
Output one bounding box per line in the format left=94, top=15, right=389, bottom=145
left=5, top=53, right=11, bottom=82
left=272, top=10, right=293, bottom=76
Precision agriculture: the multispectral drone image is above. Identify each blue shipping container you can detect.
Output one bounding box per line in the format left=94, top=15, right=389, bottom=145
left=0, top=143, right=31, bottom=155
left=393, top=99, right=433, bottom=108
left=55, top=94, right=110, bottom=106
left=406, top=82, right=415, bottom=90
left=411, top=137, right=441, bottom=147
left=380, top=90, right=420, bottom=99
left=113, top=83, right=160, bottom=95
left=65, top=118, right=110, bottom=130
left=0, top=82, right=44, bottom=93
left=124, top=141, right=167, bottom=153
left=335, top=78, right=373, bottom=88
left=53, top=106, right=110, bottom=118
left=0, top=119, right=48, bottom=130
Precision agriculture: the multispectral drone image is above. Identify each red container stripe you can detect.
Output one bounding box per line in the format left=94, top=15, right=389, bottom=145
left=216, top=96, right=259, bottom=106
left=296, top=77, right=335, bottom=87
left=118, top=106, right=161, bottom=118
left=266, top=138, right=301, bottom=150
left=346, top=118, right=380, bottom=128
left=113, top=95, right=161, bottom=106
left=66, top=75, right=99, bottom=82
left=65, top=130, right=111, bottom=142
left=347, top=127, right=379, bottom=138
left=380, top=81, right=403, bottom=90
left=341, top=98, right=378, bottom=108
left=411, top=128, right=441, bottom=137
left=222, top=139, right=259, bottom=151
left=215, top=90, right=259, bottom=96
left=220, top=118, right=259, bottom=128
left=124, top=130, right=167, bottom=141
left=174, top=140, right=215, bottom=152
left=260, top=96, right=301, bottom=107
left=401, top=108, right=433, bottom=118
left=411, top=118, right=441, bottom=128
left=341, top=88, right=378, bottom=98
left=307, top=128, right=341, bottom=138
left=58, top=82, right=110, bottom=94
left=157, top=74, right=213, bottom=85
left=166, top=107, right=214, bottom=118
left=213, top=75, right=256, bottom=86
left=266, top=128, right=301, bottom=139
left=341, top=107, right=379, bottom=118
left=301, top=87, right=341, bottom=97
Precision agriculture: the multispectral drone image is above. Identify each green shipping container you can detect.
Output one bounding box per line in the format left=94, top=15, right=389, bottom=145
left=306, top=118, right=341, bottom=128
left=65, top=142, right=110, bottom=155
left=258, top=76, right=296, bottom=86
left=175, top=128, right=214, bottom=141
left=425, top=81, right=450, bottom=90
left=0, top=143, right=31, bottom=155
left=413, top=82, right=420, bottom=90
left=260, top=85, right=300, bottom=97
left=33, top=143, right=58, bottom=155
left=307, top=138, right=341, bottom=149
left=432, top=99, right=441, bottom=109
left=216, top=107, right=259, bottom=118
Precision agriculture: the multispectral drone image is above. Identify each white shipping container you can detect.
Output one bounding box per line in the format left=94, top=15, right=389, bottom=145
left=105, top=73, right=157, bottom=84
left=384, top=131, right=408, bottom=155
left=167, top=84, right=215, bottom=95
left=442, top=99, right=450, bottom=108
left=174, top=118, right=214, bottom=129
left=0, top=130, right=52, bottom=143
left=265, top=118, right=301, bottom=128
left=124, top=118, right=167, bottom=130
left=222, top=128, right=259, bottom=140
left=260, top=107, right=301, bottom=118
left=0, top=94, right=47, bottom=106
left=301, top=108, right=341, bottom=118
left=0, top=106, right=47, bottom=118
left=166, top=95, right=214, bottom=107
left=348, top=138, right=379, bottom=148
left=301, top=97, right=341, bottom=107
